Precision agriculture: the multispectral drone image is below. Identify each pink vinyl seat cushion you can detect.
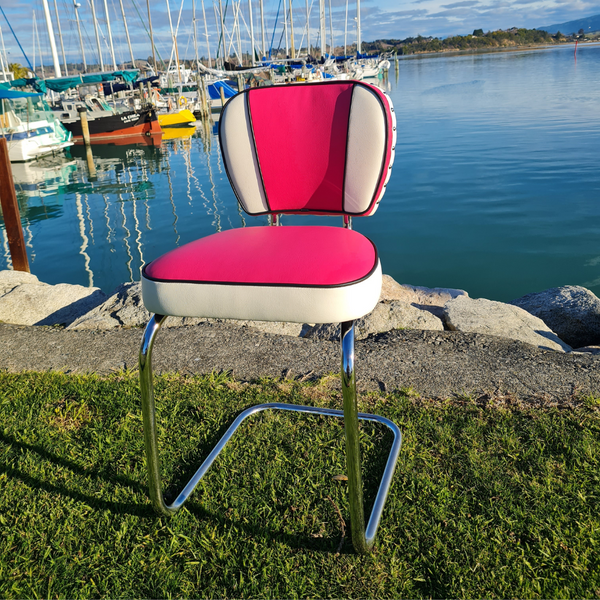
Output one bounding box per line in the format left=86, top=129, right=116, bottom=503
left=141, top=226, right=383, bottom=324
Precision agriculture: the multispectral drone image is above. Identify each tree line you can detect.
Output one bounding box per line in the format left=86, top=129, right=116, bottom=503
left=364, top=28, right=573, bottom=55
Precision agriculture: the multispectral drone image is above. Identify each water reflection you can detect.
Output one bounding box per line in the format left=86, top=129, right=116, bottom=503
left=1, top=115, right=233, bottom=292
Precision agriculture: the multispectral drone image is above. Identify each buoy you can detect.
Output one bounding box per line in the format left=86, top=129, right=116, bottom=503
left=179, top=96, right=187, bottom=106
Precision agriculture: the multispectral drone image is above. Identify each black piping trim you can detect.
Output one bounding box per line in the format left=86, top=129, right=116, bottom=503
left=246, top=88, right=272, bottom=212
left=341, top=82, right=356, bottom=214
left=142, top=237, right=379, bottom=290
left=217, top=93, right=247, bottom=213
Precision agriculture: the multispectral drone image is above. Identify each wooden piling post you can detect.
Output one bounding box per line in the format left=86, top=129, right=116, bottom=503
left=77, top=107, right=97, bottom=179
left=220, top=86, right=226, bottom=109
left=201, top=78, right=209, bottom=119
left=147, top=81, right=154, bottom=105
left=0, top=138, right=29, bottom=272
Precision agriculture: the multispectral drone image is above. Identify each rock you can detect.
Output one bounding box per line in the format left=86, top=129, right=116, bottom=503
left=380, top=276, right=468, bottom=318
left=444, top=296, right=572, bottom=352
left=0, top=269, right=39, bottom=296
left=234, top=320, right=307, bottom=337
left=510, top=286, right=600, bottom=348
left=304, top=300, right=444, bottom=341
left=571, top=346, right=600, bottom=355
left=0, top=282, right=107, bottom=327
left=68, top=282, right=149, bottom=329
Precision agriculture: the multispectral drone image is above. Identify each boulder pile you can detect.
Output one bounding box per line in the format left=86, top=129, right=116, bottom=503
left=1, top=270, right=599, bottom=354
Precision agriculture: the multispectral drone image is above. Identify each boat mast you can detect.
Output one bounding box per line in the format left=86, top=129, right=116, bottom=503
left=0, top=26, right=8, bottom=80
left=305, top=0, right=310, bottom=56
left=283, top=0, right=289, bottom=57
left=90, top=0, right=105, bottom=72
left=41, top=0, right=62, bottom=77
left=289, top=0, right=295, bottom=58
left=319, top=0, right=325, bottom=58
left=213, top=3, right=220, bottom=64
left=52, top=0, right=69, bottom=75
left=248, top=0, right=255, bottom=65
left=344, top=0, right=347, bottom=56
left=34, top=14, right=46, bottom=77
left=235, top=1, right=242, bottom=65
left=218, top=0, right=226, bottom=68
left=260, top=0, right=266, bottom=59
left=201, top=0, right=212, bottom=68
left=328, top=0, right=333, bottom=57
left=73, top=1, right=87, bottom=72
left=193, top=0, right=199, bottom=69
left=103, top=0, right=118, bottom=70
left=146, top=0, right=158, bottom=72
left=356, top=0, right=361, bottom=54
left=165, top=0, right=178, bottom=80
left=32, top=13, right=36, bottom=74
left=118, top=0, right=136, bottom=68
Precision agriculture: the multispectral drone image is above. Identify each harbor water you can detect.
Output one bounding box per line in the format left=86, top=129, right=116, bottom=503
left=2, top=42, right=600, bottom=303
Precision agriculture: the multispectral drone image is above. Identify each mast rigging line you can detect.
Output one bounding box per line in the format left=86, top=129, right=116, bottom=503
left=268, top=0, right=282, bottom=58
left=129, top=0, right=166, bottom=68
left=0, top=5, right=34, bottom=71
left=213, top=0, right=230, bottom=60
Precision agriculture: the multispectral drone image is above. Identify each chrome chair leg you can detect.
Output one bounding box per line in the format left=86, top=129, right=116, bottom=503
left=341, top=320, right=368, bottom=552
left=139, top=315, right=402, bottom=552
left=139, top=313, right=173, bottom=516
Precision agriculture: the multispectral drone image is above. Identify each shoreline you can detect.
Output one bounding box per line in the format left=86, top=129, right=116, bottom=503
left=390, top=40, right=599, bottom=61
left=0, top=270, right=599, bottom=404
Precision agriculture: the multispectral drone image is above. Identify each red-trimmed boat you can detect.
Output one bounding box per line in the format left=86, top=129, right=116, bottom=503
left=56, top=97, right=162, bottom=143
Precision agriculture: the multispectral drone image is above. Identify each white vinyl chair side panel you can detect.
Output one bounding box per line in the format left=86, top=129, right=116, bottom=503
left=220, top=94, right=269, bottom=214
left=141, top=261, right=382, bottom=324
left=344, top=86, right=388, bottom=214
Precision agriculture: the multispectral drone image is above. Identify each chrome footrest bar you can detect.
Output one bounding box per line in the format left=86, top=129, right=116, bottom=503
left=139, top=314, right=402, bottom=553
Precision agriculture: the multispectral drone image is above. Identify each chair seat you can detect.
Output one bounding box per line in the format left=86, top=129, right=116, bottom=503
left=141, top=226, right=382, bottom=323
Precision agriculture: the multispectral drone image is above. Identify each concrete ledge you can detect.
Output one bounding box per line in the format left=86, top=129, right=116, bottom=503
left=1, top=322, right=598, bottom=405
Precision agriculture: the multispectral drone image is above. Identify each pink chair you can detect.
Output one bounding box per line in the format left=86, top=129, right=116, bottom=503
left=139, top=80, right=401, bottom=553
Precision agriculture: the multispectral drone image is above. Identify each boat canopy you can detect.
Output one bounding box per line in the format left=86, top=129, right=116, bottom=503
left=103, top=75, right=159, bottom=96
left=0, top=78, right=39, bottom=91
left=0, top=70, right=140, bottom=94
left=0, top=88, right=43, bottom=99
left=42, top=70, right=140, bottom=92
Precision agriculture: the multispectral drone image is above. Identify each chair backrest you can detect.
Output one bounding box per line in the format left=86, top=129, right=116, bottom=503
left=219, top=80, right=396, bottom=217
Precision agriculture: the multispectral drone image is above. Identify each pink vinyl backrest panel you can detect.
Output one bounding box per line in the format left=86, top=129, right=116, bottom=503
left=219, top=80, right=396, bottom=217
left=249, top=82, right=353, bottom=214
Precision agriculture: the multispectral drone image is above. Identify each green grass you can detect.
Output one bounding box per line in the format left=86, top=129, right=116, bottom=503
left=1, top=370, right=599, bottom=598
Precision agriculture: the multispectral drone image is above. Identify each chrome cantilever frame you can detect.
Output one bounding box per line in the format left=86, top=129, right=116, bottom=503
left=139, top=314, right=402, bottom=553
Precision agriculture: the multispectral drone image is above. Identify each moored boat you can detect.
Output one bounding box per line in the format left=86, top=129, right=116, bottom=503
left=0, top=88, right=73, bottom=162
left=56, top=97, right=162, bottom=143
left=157, top=108, right=196, bottom=128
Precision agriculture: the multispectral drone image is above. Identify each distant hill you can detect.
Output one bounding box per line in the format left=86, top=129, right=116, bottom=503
left=538, top=14, right=600, bottom=35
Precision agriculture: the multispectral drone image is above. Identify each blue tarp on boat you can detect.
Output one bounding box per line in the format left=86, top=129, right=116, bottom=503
left=103, top=75, right=159, bottom=96
left=0, top=87, right=42, bottom=99
left=207, top=81, right=237, bottom=100
left=43, top=70, right=140, bottom=92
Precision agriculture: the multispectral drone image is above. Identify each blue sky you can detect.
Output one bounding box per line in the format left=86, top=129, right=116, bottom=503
left=0, top=0, right=597, bottom=67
